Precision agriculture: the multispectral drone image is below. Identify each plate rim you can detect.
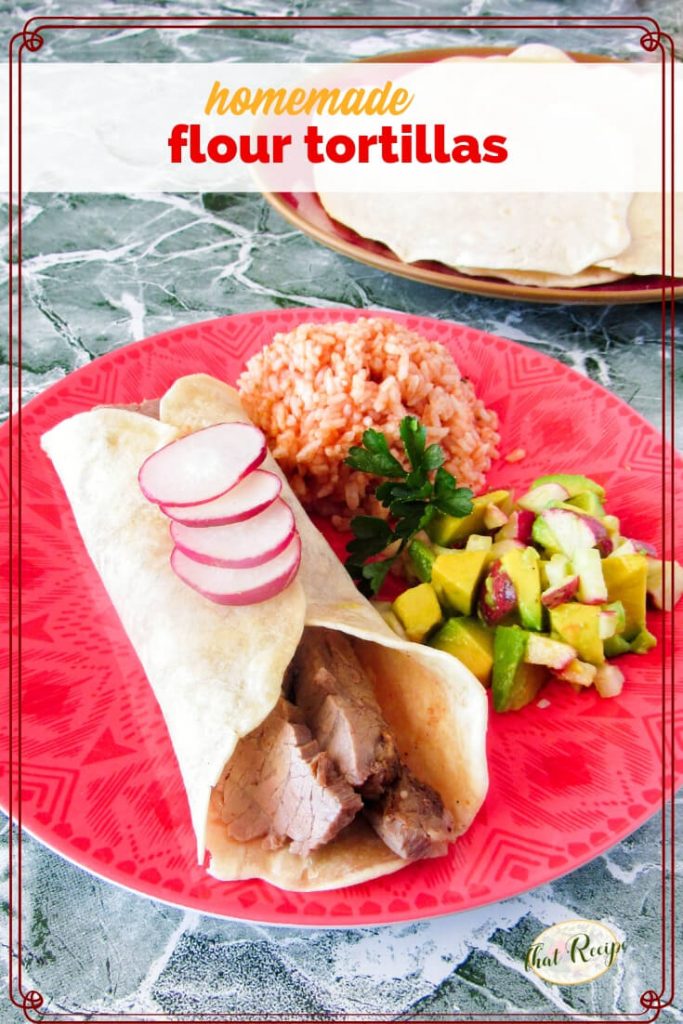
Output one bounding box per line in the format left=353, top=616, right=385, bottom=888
left=7, top=305, right=680, bottom=443
left=4, top=306, right=679, bottom=926
left=5, top=805, right=665, bottom=929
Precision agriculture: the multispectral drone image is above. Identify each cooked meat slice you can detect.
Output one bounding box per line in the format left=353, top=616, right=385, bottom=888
left=363, top=768, right=455, bottom=860
left=220, top=697, right=362, bottom=856
left=292, top=628, right=400, bottom=797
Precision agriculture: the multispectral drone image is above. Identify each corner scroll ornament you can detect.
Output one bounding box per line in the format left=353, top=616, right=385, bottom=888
left=21, top=24, right=44, bottom=53
left=639, top=22, right=662, bottom=53
left=640, top=989, right=666, bottom=1021
left=19, top=988, right=45, bottom=1021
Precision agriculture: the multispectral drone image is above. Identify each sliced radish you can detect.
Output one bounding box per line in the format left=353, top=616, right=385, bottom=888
left=171, top=533, right=301, bottom=606
left=541, top=575, right=580, bottom=608
left=161, top=470, right=282, bottom=526
left=139, top=422, right=266, bottom=507
left=594, top=664, right=625, bottom=698
left=170, top=498, right=295, bottom=569
left=525, top=634, right=576, bottom=671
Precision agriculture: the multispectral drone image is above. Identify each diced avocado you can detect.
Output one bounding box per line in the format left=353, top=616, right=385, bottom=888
left=602, top=554, right=648, bottom=640
left=432, top=549, right=488, bottom=616
left=500, top=546, right=542, bottom=631
left=603, top=635, right=631, bottom=658
left=430, top=617, right=495, bottom=686
left=549, top=603, right=604, bottom=666
left=407, top=538, right=436, bottom=583
left=466, top=534, right=493, bottom=552
left=629, top=627, right=657, bottom=654
left=532, top=473, right=605, bottom=500
left=492, top=626, right=546, bottom=711
left=508, top=662, right=546, bottom=709
left=568, top=491, right=605, bottom=517
left=392, top=583, right=442, bottom=643
left=428, top=489, right=510, bottom=546
left=603, top=600, right=626, bottom=635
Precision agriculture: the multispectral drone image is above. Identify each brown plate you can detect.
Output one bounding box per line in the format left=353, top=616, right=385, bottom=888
left=263, top=47, right=682, bottom=305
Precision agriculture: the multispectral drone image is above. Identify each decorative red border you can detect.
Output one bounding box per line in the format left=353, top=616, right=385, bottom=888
left=5, top=14, right=676, bottom=1024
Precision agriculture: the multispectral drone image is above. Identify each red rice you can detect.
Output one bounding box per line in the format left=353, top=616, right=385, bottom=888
left=237, top=318, right=500, bottom=523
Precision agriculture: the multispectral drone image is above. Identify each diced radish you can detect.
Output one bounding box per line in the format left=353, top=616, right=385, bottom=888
left=573, top=548, right=608, bottom=605
left=139, top=422, right=266, bottom=507
left=544, top=553, right=570, bottom=588
left=517, top=483, right=569, bottom=513
left=171, top=533, right=301, bottom=606
left=604, top=600, right=626, bottom=634
left=554, top=658, right=597, bottom=687
left=594, top=664, right=625, bottom=698
left=541, top=575, right=580, bottom=608
left=646, top=557, right=683, bottom=611
left=495, top=509, right=535, bottom=545
left=599, top=610, right=618, bottom=640
left=631, top=539, right=657, bottom=556
left=479, top=560, right=517, bottom=625
left=525, top=634, right=576, bottom=671
left=614, top=538, right=657, bottom=558
left=534, top=507, right=612, bottom=559
left=171, top=498, right=295, bottom=569
left=611, top=539, right=637, bottom=557
left=161, top=470, right=281, bottom=526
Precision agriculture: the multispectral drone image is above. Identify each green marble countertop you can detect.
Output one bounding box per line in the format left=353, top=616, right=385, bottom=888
left=2, top=1, right=681, bottom=1020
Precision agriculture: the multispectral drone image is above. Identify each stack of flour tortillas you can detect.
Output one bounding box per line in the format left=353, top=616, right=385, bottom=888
left=318, top=45, right=681, bottom=287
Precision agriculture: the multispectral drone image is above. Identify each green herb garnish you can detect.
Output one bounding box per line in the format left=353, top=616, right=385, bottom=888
left=344, top=416, right=473, bottom=595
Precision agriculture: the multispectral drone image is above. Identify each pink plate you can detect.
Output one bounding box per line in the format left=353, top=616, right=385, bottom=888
left=1, top=308, right=680, bottom=926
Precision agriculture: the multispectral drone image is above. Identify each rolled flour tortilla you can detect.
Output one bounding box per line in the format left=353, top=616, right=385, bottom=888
left=41, top=374, right=488, bottom=891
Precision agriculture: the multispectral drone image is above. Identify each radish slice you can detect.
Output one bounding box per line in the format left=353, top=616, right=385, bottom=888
left=170, top=498, right=295, bottom=569
left=138, top=423, right=266, bottom=507
left=161, top=470, right=282, bottom=526
left=171, top=533, right=301, bottom=606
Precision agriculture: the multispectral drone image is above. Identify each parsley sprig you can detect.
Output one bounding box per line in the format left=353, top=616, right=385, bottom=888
left=344, top=416, right=474, bottom=595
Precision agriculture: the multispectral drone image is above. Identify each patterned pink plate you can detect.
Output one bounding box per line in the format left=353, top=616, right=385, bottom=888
left=1, top=308, right=680, bottom=926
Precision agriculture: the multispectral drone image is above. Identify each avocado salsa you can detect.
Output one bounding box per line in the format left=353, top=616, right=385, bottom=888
left=375, top=473, right=681, bottom=713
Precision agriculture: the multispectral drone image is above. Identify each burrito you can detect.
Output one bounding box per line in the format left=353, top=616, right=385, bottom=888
left=41, top=373, right=488, bottom=891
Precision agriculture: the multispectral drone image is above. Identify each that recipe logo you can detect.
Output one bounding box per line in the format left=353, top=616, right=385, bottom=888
left=525, top=920, right=623, bottom=985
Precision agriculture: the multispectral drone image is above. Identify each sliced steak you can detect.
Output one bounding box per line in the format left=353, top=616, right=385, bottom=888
left=220, top=697, right=362, bottom=856
left=363, top=768, right=455, bottom=860
left=292, top=628, right=400, bottom=798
